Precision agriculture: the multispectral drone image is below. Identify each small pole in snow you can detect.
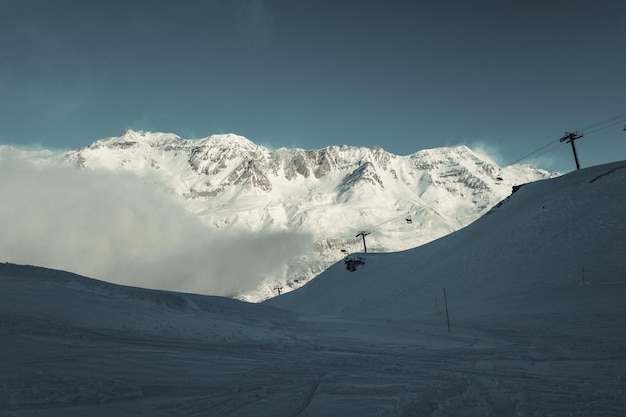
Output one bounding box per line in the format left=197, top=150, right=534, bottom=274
left=274, top=286, right=283, bottom=296
left=443, top=287, right=450, bottom=333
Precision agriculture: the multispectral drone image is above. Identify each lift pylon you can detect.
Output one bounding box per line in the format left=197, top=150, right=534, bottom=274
left=559, top=132, right=584, bottom=170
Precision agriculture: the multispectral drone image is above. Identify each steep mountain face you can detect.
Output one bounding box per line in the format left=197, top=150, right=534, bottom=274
left=64, top=129, right=556, bottom=301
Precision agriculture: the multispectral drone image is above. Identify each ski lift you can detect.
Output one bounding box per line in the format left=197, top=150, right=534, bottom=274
left=405, top=214, right=412, bottom=224
left=492, top=167, right=504, bottom=184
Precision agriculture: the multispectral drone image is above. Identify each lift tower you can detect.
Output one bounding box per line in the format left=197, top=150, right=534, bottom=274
left=559, top=132, right=584, bottom=170
left=356, top=231, right=370, bottom=253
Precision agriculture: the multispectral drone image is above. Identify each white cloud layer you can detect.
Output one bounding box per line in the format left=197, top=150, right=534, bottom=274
left=0, top=147, right=311, bottom=297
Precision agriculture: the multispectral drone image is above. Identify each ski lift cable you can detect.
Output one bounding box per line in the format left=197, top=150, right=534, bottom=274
left=368, top=209, right=419, bottom=230
left=574, top=111, right=626, bottom=133
left=526, top=141, right=563, bottom=161
left=582, top=117, right=626, bottom=135
left=359, top=192, right=457, bottom=234
left=504, top=111, right=626, bottom=167
left=505, top=139, right=561, bottom=166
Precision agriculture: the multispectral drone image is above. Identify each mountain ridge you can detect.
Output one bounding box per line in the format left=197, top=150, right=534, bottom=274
left=60, top=130, right=557, bottom=300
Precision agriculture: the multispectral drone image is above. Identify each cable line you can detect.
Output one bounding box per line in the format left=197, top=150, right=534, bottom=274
left=350, top=192, right=457, bottom=237
left=505, top=138, right=561, bottom=166
left=583, top=117, right=626, bottom=135
left=504, top=111, right=626, bottom=168
left=529, top=141, right=562, bottom=161
left=575, top=112, right=626, bottom=133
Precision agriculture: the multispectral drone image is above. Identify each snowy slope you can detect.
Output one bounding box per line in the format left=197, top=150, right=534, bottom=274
left=0, top=263, right=296, bottom=346
left=267, top=161, right=626, bottom=325
left=58, top=130, right=555, bottom=301
left=1, top=162, right=625, bottom=416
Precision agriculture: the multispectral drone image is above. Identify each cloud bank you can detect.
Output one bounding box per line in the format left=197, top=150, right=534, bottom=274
left=0, top=147, right=311, bottom=297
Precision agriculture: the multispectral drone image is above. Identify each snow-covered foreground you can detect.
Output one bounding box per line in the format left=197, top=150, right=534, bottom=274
left=2, top=265, right=625, bottom=417
left=3, top=263, right=624, bottom=416
left=2, top=162, right=626, bottom=416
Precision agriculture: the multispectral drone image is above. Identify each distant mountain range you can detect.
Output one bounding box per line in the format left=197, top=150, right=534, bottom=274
left=56, top=129, right=557, bottom=301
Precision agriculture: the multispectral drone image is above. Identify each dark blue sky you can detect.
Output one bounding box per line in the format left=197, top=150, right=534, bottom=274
left=1, top=0, right=625, bottom=172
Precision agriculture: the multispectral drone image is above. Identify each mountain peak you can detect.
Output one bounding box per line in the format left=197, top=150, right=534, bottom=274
left=120, top=129, right=181, bottom=141
left=63, top=131, right=557, bottom=301
left=89, top=130, right=182, bottom=150
left=203, top=133, right=262, bottom=151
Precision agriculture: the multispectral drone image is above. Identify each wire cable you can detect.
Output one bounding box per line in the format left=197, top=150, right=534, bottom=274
left=583, top=117, right=626, bottom=135
left=504, top=111, right=626, bottom=167
left=527, top=141, right=562, bottom=162
left=505, top=138, right=561, bottom=166
left=575, top=112, right=626, bottom=133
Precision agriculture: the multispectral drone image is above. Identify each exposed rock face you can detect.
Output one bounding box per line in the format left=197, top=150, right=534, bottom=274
left=284, top=151, right=310, bottom=180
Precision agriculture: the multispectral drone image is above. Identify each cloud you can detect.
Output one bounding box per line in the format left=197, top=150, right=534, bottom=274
left=0, top=147, right=311, bottom=297
left=524, top=153, right=565, bottom=173
left=463, top=140, right=505, bottom=166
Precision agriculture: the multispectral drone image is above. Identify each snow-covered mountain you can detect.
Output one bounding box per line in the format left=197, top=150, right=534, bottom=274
left=266, top=160, right=626, bottom=320
left=2, top=161, right=624, bottom=416
left=61, top=130, right=556, bottom=300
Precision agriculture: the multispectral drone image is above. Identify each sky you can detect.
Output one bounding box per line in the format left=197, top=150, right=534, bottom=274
left=1, top=0, right=626, bottom=173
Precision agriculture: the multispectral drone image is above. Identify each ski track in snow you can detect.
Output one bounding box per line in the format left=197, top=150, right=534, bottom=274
left=2, top=305, right=625, bottom=416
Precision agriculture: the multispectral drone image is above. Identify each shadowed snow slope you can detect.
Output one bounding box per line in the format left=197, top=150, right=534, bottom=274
left=267, top=161, right=626, bottom=329
left=0, top=263, right=298, bottom=347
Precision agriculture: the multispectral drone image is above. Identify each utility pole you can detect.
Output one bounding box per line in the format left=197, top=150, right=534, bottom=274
left=559, top=131, right=584, bottom=170
left=356, top=231, right=370, bottom=253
